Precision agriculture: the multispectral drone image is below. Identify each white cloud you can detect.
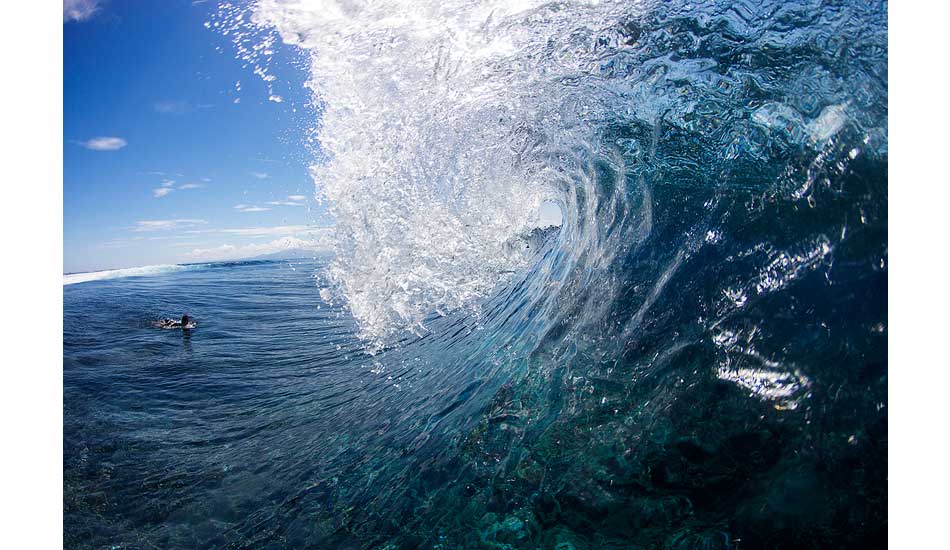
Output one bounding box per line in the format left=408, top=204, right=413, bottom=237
left=185, top=236, right=327, bottom=261
left=251, top=171, right=269, bottom=179
left=79, top=136, right=127, bottom=151
left=224, top=225, right=318, bottom=236
left=150, top=178, right=204, bottom=197
left=234, top=204, right=270, bottom=212
left=64, top=0, right=102, bottom=22
left=266, top=200, right=304, bottom=207
left=134, top=219, right=207, bottom=232
left=182, top=225, right=329, bottom=238
left=266, top=195, right=308, bottom=206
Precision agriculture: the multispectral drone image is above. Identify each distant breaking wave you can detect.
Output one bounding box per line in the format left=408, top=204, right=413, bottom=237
left=63, top=264, right=196, bottom=285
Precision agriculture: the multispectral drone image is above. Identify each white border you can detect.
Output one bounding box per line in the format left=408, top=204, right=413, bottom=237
left=890, top=2, right=949, bottom=547
left=0, top=1, right=63, bottom=547
left=0, top=1, right=933, bottom=548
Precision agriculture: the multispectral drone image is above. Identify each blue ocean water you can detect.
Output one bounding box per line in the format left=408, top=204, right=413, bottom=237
left=65, top=234, right=885, bottom=549
left=66, top=0, right=887, bottom=547
left=65, top=259, right=363, bottom=545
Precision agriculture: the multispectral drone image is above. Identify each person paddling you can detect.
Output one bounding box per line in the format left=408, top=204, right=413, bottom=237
left=158, top=314, right=196, bottom=329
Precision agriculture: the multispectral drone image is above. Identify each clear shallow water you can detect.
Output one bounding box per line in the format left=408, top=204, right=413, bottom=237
left=66, top=0, right=886, bottom=547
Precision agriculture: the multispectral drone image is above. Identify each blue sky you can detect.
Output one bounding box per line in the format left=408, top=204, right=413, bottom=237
left=64, top=0, right=329, bottom=273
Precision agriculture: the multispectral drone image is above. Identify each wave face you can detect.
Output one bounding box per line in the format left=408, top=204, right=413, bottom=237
left=216, top=0, right=887, bottom=547
left=239, top=0, right=888, bottom=349
left=64, top=264, right=199, bottom=285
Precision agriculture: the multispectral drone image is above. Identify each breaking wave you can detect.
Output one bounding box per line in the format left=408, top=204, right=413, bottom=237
left=63, top=264, right=200, bottom=286
left=211, top=0, right=887, bottom=546
left=222, top=0, right=886, bottom=351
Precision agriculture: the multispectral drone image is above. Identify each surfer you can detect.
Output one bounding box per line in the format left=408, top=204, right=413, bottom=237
left=157, top=314, right=196, bottom=329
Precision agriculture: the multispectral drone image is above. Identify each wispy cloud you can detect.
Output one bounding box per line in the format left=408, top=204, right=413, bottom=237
left=151, top=178, right=204, bottom=197
left=234, top=204, right=270, bottom=212
left=185, top=236, right=327, bottom=262
left=265, top=195, right=307, bottom=207
left=78, top=136, right=127, bottom=151
left=134, top=219, right=208, bottom=232
left=184, top=225, right=323, bottom=237
left=64, top=0, right=103, bottom=22
left=251, top=171, right=269, bottom=179
left=266, top=201, right=304, bottom=207
left=151, top=178, right=177, bottom=198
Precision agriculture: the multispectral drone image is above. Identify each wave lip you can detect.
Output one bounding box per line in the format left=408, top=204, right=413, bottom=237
left=63, top=264, right=193, bottom=286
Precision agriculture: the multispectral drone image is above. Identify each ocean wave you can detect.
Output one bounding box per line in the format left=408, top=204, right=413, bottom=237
left=63, top=264, right=198, bottom=285
left=223, top=0, right=886, bottom=353
left=210, top=1, right=887, bottom=545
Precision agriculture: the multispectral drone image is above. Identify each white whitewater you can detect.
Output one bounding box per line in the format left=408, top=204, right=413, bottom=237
left=219, top=0, right=642, bottom=346
left=64, top=264, right=193, bottom=286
